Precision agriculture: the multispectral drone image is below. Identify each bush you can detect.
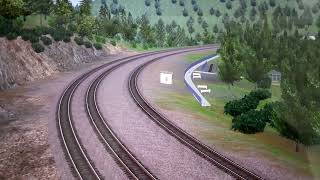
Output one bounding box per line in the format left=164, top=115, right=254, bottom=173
left=74, top=37, right=84, bottom=45
left=84, top=41, right=92, bottom=48
left=143, top=43, right=148, bottom=49
left=63, top=36, right=71, bottom=43
left=224, top=95, right=260, bottom=117
left=257, top=76, right=272, bottom=89
left=6, top=32, right=18, bottom=40
left=94, top=43, right=103, bottom=50
left=41, top=36, right=52, bottom=46
left=131, top=42, right=137, bottom=48
left=95, top=35, right=106, bottom=44
left=110, top=40, right=117, bottom=46
left=249, top=89, right=271, bottom=101
left=32, top=43, right=45, bottom=53
left=232, top=110, right=267, bottom=134
left=260, top=103, right=277, bottom=125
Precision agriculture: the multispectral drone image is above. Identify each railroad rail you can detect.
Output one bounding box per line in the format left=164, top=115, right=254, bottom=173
left=128, top=55, right=265, bottom=180
left=57, top=46, right=212, bottom=179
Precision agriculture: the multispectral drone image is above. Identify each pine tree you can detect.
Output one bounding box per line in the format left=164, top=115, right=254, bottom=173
left=155, top=18, right=166, bottom=47
left=80, top=0, right=91, bottom=16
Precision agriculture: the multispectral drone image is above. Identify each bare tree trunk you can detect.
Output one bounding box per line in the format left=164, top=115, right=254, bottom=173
left=295, top=141, right=299, bottom=152
left=40, top=14, right=43, bottom=27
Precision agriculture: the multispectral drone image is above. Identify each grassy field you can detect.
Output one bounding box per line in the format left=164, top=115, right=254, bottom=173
left=156, top=52, right=320, bottom=178
left=92, top=0, right=320, bottom=34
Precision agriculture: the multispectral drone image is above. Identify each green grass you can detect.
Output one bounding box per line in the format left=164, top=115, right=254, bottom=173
left=92, top=0, right=320, bottom=34
left=155, top=52, right=320, bottom=178
left=23, top=14, right=50, bottom=29
left=184, top=51, right=216, bottom=63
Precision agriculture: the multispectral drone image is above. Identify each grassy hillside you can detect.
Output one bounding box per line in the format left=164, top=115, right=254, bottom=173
left=92, top=0, right=320, bottom=34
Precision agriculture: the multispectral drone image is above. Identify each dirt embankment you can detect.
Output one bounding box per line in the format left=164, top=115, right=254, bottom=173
left=0, top=37, right=126, bottom=90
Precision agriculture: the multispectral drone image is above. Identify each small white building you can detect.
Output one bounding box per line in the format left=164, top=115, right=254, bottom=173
left=160, top=71, right=173, bottom=85
left=268, top=70, right=281, bottom=83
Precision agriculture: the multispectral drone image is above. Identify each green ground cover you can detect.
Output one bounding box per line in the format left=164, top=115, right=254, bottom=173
left=156, top=52, right=320, bottom=178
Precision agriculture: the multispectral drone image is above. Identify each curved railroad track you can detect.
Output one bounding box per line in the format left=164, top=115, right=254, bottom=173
left=57, top=46, right=212, bottom=180
left=128, top=55, right=265, bottom=180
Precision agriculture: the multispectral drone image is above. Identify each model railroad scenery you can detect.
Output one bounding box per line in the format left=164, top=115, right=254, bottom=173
left=0, top=0, right=320, bottom=179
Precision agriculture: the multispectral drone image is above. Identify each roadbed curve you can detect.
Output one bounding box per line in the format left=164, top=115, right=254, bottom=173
left=138, top=50, right=315, bottom=180
left=47, top=53, right=132, bottom=180
left=97, top=49, right=233, bottom=180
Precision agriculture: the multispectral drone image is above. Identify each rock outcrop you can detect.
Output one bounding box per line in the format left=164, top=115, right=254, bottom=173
left=0, top=37, right=126, bottom=90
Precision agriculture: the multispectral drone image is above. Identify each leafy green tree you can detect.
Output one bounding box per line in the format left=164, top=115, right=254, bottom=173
left=76, top=15, right=96, bottom=38
left=269, top=0, right=276, bottom=7
left=80, top=0, right=92, bottom=16
left=210, top=7, right=215, bottom=15
left=241, top=17, right=273, bottom=85
left=0, top=0, right=25, bottom=19
left=53, top=0, right=73, bottom=27
left=218, top=30, right=242, bottom=88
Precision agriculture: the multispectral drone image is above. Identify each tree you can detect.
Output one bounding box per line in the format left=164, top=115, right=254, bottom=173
left=0, top=0, right=25, bottom=19
left=138, top=14, right=155, bottom=46
left=317, top=15, right=320, bottom=29
left=218, top=30, right=242, bottom=87
left=156, top=8, right=162, bottom=16
left=201, top=20, right=208, bottom=31
left=80, top=0, right=91, bottom=16
left=213, top=24, right=219, bottom=34
left=32, top=0, right=53, bottom=26
left=210, top=7, right=215, bottom=15
left=193, top=4, right=199, bottom=12
left=155, top=18, right=166, bottom=47
left=197, top=8, right=203, bottom=16
left=182, top=8, right=188, bottom=17
left=191, top=0, right=196, bottom=5
left=145, top=0, right=151, bottom=7
left=53, top=0, right=73, bottom=27
left=269, top=0, right=276, bottom=7
left=300, top=6, right=313, bottom=28
left=76, top=15, right=95, bottom=38
left=179, top=0, right=185, bottom=6
left=226, top=1, right=232, bottom=9
left=251, top=0, right=256, bottom=7
left=241, top=17, right=273, bottom=86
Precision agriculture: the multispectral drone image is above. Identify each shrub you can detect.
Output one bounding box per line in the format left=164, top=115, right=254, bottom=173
left=110, top=40, right=117, bottom=46
left=143, top=43, right=148, bottom=49
left=131, top=42, right=137, bottom=48
left=183, top=8, right=189, bottom=17
left=145, top=0, right=151, bottom=6
left=94, top=43, right=103, bottom=50
left=179, top=0, right=185, bottom=6
left=95, top=35, right=106, bottom=44
left=63, top=36, right=71, bottom=43
left=32, top=43, right=45, bottom=53
left=232, top=110, right=267, bottom=134
left=6, top=32, right=18, bottom=40
left=257, top=76, right=272, bottom=89
left=172, top=0, right=177, bottom=3
left=74, top=37, right=84, bottom=45
left=41, top=36, right=52, bottom=46
left=224, top=95, right=260, bottom=117
left=84, top=41, right=92, bottom=48
left=156, top=8, right=162, bottom=16
left=260, top=103, right=277, bottom=125
left=249, top=89, right=271, bottom=101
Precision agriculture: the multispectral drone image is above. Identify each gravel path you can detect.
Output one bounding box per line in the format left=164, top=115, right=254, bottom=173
left=0, top=53, right=130, bottom=179
left=97, top=49, right=232, bottom=180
